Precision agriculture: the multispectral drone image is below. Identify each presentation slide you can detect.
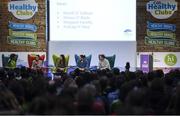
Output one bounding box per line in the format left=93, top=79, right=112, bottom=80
left=49, top=0, right=136, bottom=41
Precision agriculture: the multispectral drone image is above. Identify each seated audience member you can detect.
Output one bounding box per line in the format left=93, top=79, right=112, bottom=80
left=32, top=55, right=43, bottom=69
left=55, top=54, right=66, bottom=71
left=77, top=55, right=88, bottom=71
left=7, top=54, right=17, bottom=69
left=98, top=54, right=111, bottom=70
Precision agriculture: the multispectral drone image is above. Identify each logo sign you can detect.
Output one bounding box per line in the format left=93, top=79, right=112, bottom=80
left=147, top=0, right=178, bottom=19
left=147, top=30, right=176, bottom=40
left=9, top=29, right=37, bottom=39
left=8, top=0, right=38, bottom=20
left=9, top=22, right=37, bottom=32
left=164, top=54, right=177, bottom=66
left=147, top=21, right=176, bottom=32
left=7, top=36, right=38, bottom=47
left=145, top=36, right=176, bottom=46
left=8, top=22, right=38, bottom=47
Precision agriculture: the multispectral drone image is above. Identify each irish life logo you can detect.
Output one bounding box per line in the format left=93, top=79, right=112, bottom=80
left=147, top=0, right=178, bottom=19
left=164, top=54, right=177, bottom=66
left=8, top=0, right=38, bottom=20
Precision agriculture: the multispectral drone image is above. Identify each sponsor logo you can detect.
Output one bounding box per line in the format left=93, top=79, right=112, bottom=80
left=8, top=0, right=38, bottom=20
left=147, top=0, right=178, bottom=19
left=164, top=54, right=177, bottom=66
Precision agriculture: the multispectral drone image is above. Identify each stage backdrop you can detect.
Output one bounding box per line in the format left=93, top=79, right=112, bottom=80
left=49, top=41, right=137, bottom=71
left=137, top=0, right=180, bottom=70
left=0, top=0, right=46, bottom=67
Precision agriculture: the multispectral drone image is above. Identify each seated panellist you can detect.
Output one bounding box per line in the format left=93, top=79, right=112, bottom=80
left=98, top=54, right=111, bottom=70
left=55, top=54, right=66, bottom=71
left=32, top=55, right=43, bottom=70
left=7, top=54, right=17, bottom=69
left=77, top=55, right=88, bottom=71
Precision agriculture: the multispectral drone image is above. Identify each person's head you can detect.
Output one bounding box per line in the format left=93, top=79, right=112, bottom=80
left=99, top=54, right=105, bottom=61
left=35, top=55, right=40, bottom=61
left=80, top=55, right=85, bottom=61
left=60, top=54, right=65, bottom=60
left=77, top=84, right=96, bottom=114
left=10, top=54, right=16, bottom=60
left=112, top=68, right=120, bottom=75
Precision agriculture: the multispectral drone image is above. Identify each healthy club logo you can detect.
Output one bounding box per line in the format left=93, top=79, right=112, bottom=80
left=8, top=0, right=38, bottom=20
left=164, top=54, right=177, bottom=66
left=147, top=0, right=178, bottom=19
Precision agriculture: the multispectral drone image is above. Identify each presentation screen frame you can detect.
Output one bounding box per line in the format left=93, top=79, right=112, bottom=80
left=48, top=0, right=136, bottom=41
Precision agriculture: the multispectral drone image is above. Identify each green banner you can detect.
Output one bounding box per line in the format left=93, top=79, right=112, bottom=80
left=9, top=29, right=37, bottom=39
left=147, top=30, right=176, bottom=40
left=145, top=36, right=176, bottom=47
left=7, top=36, right=38, bottom=47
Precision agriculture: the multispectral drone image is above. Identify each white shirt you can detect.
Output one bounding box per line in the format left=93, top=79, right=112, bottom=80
left=99, top=59, right=111, bottom=70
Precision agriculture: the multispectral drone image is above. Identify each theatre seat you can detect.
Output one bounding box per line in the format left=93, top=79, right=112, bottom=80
left=2, top=54, right=18, bottom=68
left=75, top=54, right=92, bottom=68
left=106, top=55, right=116, bottom=69
left=52, top=54, right=70, bottom=72
left=28, top=54, right=45, bottom=68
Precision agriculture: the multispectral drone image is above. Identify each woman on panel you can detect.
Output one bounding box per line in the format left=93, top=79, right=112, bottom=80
left=7, top=54, right=17, bottom=69
left=32, top=55, right=43, bottom=70
left=98, top=54, right=111, bottom=70
left=56, top=54, right=66, bottom=71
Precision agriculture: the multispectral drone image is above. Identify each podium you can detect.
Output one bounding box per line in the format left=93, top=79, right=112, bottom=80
left=140, top=54, right=153, bottom=73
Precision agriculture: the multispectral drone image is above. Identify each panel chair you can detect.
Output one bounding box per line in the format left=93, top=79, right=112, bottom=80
left=2, top=54, right=18, bottom=68
left=75, top=54, right=92, bottom=69
left=105, top=55, right=116, bottom=69
left=28, top=54, right=45, bottom=68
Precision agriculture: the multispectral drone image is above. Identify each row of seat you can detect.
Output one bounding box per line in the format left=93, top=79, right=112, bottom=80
left=2, top=54, right=116, bottom=68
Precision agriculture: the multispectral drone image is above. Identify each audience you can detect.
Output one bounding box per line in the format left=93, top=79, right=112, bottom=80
left=0, top=66, right=180, bottom=114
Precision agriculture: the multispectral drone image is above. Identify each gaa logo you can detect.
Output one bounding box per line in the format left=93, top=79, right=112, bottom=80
left=8, top=0, right=38, bottom=20
left=164, top=54, right=177, bottom=66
